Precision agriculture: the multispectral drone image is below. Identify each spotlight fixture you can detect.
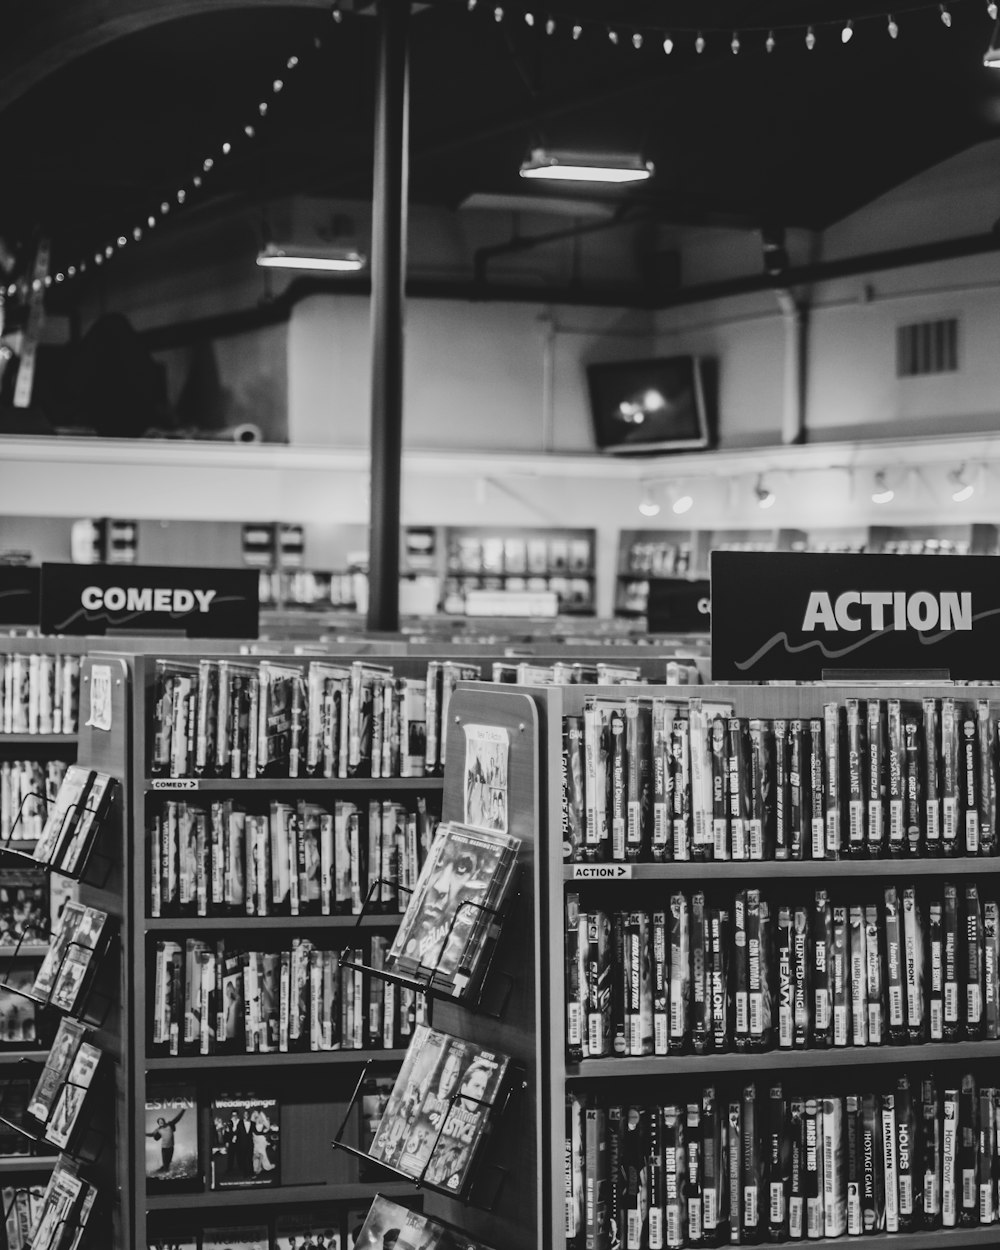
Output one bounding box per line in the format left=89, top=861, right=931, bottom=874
left=519, top=147, right=654, bottom=184
left=949, top=465, right=975, bottom=502
left=871, top=471, right=895, bottom=505
left=985, top=18, right=1000, bottom=66
left=638, top=492, right=661, bottom=517
left=672, top=492, right=693, bottom=515
left=255, top=242, right=366, bottom=272
left=755, top=476, right=776, bottom=510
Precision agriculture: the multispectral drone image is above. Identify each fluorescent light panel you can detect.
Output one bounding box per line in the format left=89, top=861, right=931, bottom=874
left=519, top=148, right=654, bottom=185
left=256, top=243, right=365, bottom=273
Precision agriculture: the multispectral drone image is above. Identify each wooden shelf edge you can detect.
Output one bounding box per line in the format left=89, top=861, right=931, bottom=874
left=566, top=1039, right=1000, bottom=1080
left=145, top=1180, right=416, bottom=1210
left=564, top=858, right=1000, bottom=881
left=146, top=1049, right=407, bottom=1069
left=0, top=1155, right=59, bottom=1173
left=143, top=776, right=445, bottom=792
left=145, top=915, right=402, bottom=931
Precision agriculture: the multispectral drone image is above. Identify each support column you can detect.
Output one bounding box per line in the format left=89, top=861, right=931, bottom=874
left=367, top=0, right=409, bottom=632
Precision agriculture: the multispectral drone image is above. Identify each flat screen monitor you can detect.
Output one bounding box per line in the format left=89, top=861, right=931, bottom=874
left=586, top=355, right=712, bottom=454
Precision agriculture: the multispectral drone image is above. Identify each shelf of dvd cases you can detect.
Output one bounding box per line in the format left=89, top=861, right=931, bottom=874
left=565, top=1038, right=1000, bottom=1080
left=146, top=1050, right=408, bottom=1070
left=524, top=680, right=1000, bottom=1250
left=144, top=1179, right=418, bottom=1212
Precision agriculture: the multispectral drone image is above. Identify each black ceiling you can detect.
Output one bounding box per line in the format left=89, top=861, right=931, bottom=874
left=2, top=0, right=1000, bottom=284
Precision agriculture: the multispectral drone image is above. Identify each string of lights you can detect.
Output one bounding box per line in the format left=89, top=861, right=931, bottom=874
left=457, top=0, right=997, bottom=52
left=2, top=11, right=346, bottom=300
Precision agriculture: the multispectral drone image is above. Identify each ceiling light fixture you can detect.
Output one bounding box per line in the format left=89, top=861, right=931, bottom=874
left=871, top=471, right=895, bottom=504
left=949, top=465, right=975, bottom=502
left=519, top=147, right=654, bottom=184
left=672, top=492, right=694, bottom=515
left=985, top=18, right=1000, bottom=65
left=755, top=476, right=776, bottom=510
left=255, top=243, right=366, bottom=273
left=638, top=488, right=661, bottom=517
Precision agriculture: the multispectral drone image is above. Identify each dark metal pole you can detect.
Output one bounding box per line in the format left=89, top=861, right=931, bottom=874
left=367, top=0, right=409, bottom=633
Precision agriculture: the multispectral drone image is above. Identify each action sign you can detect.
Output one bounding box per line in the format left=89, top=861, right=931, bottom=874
left=39, top=563, right=259, bottom=638
left=711, top=551, right=1000, bottom=681
left=0, top=566, right=40, bottom=626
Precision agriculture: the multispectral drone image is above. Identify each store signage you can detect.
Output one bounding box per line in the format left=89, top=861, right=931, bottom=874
left=711, top=551, right=1000, bottom=681
left=647, top=578, right=711, bottom=634
left=0, top=566, right=40, bottom=625
left=571, top=864, right=633, bottom=880
left=39, top=564, right=259, bottom=638
left=150, top=779, right=200, bottom=791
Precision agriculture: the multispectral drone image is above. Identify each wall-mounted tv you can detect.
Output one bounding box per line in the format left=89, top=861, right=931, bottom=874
left=586, top=354, right=714, bottom=454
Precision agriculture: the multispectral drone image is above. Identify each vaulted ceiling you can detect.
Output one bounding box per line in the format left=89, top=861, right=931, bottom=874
left=2, top=0, right=1000, bottom=294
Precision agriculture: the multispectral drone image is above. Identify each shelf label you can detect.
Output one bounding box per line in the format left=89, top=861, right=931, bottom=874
left=150, top=778, right=200, bottom=791
left=712, top=551, right=993, bottom=681
left=571, top=863, right=633, bottom=880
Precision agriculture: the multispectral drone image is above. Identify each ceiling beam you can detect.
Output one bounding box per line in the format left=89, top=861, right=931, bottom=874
left=0, top=0, right=336, bottom=114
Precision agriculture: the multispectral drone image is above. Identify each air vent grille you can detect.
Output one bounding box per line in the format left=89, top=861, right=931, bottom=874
left=896, top=317, right=958, bottom=377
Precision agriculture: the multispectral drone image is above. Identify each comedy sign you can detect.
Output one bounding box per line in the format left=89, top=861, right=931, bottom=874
left=711, top=551, right=999, bottom=681
left=39, top=564, right=259, bottom=638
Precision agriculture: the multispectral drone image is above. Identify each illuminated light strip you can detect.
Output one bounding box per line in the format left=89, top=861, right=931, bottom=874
left=45, top=14, right=339, bottom=289
left=454, top=0, right=986, bottom=52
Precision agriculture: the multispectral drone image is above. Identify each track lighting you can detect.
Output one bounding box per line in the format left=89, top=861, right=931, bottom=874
left=638, top=488, right=661, bottom=517
left=672, top=492, right=693, bottom=515
left=949, top=466, right=975, bottom=502
left=755, top=476, right=776, bottom=510
left=871, top=471, right=895, bottom=505
left=519, top=147, right=654, bottom=184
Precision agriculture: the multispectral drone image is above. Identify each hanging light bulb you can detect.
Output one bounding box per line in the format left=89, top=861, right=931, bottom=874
left=871, top=471, right=895, bottom=505
left=524, top=11, right=534, bottom=25
left=766, top=30, right=776, bottom=52
left=695, top=31, right=705, bottom=52
left=731, top=31, right=740, bottom=54
left=805, top=26, right=817, bottom=49
left=494, top=6, right=503, bottom=20
left=545, top=18, right=555, bottom=34
left=887, top=15, right=899, bottom=38
left=608, top=28, right=619, bottom=44
left=755, top=476, right=776, bottom=510
left=632, top=32, right=643, bottom=49
left=572, top=23, right=582, bottom=39
left=842, top=19, right=854, bottom=42
left=467, top=0, right=477, bottom=10
left=949, top=466, right=975, bottom=502
left=990, top=1, right=999, bottom=18
left=940, top=4, right=952, bottom=25
left=663, top=34, right=674, bottom=53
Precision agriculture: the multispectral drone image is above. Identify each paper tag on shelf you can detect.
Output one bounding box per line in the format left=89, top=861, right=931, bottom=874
left=150, top=778, right=200, bottom=791
left=570, top=863, right=633, bottom=880
left=85, top=664, right=113, bottom=732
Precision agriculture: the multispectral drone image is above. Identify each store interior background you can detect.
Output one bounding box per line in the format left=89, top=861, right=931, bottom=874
left=4, top=2, right=1000, bottom=621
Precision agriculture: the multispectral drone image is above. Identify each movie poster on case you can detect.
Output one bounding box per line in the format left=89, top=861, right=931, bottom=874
left=463, top=724, right=509, bottom=833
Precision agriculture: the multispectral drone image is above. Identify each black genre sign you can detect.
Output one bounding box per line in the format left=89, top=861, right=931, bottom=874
left=647, top=578, right=711, bottom=634
left=39, top=564, right=259, bottom=639
left=0, top=566, right=40, bottom=625
left=711, top=550, right=1000, bottom=681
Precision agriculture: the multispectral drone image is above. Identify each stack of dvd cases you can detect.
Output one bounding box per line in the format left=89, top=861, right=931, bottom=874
left=147, top=795, right=439, bottom=918
left=0, top=653, right=81, bottom=736
left=564, top=696, right=1000, bottom=863
left=566, top=1071, right=1000, bottom=1248
left=566, top=882, right=1000, bottom=1060
left=150, top=934, right=425, bottom=1056
left=150, top=658, right=486, bottom=782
